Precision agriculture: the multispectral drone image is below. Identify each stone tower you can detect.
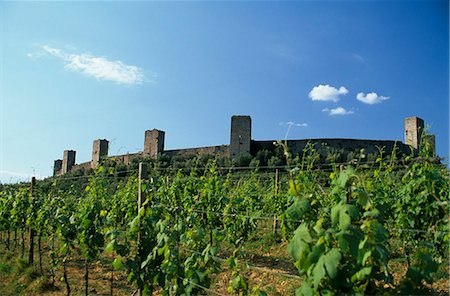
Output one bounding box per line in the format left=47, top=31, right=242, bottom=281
left=404, top=116, right=424, bottom=150
left=62, top=150, right=76, bottom=174
left=91, top=139, right=109, bottom=169
left=230, top=115, right=252, bottom=158
left=144, top=129, right=165, bottom=159
left=53, top=159, right=62, bottom=176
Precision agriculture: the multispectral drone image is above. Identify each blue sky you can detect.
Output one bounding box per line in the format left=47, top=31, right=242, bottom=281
left=1, top=1, right=448, bottom=183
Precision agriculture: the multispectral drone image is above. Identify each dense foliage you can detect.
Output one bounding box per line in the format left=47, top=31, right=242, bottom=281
left=0, top=146, right=448, bottom=295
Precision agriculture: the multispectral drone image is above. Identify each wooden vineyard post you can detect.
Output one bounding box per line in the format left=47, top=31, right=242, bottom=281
left=137, top=163, right=147, bottom=296
left=138, top=163, right=148, bottom=213
left=28, top=176, right=36, bottom=265
left=273, top=169, right=279, bottom=236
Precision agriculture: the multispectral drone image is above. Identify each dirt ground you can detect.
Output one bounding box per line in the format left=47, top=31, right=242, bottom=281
left=0, top=233, right=448, bottom=295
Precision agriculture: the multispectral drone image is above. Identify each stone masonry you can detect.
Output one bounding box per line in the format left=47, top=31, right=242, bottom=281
left=404, top=116, right=424, bottom=150
left=144, top=129, right=165, bottom=159
left=61, top=150, right=76, bottom=174
left=230, top=115, right=252, bottom=158
left=53, top=159, right=62, bottom=176
left=53, top=115, right=436, bottom=176
left=91, top=139, right=109, bottom=169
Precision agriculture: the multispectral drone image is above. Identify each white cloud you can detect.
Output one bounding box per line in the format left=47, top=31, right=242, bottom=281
left=279, top=121, right=308, bottom=127
left=32, top=45, right=148, bottom=85
left=356, top=92, right=389, bottom=105
left=26, top=52, right=44, bottom=59
left=322, top=107, right=354, bottom=116
left=309, top=84, right=348, bottom=102
left=43, top=45, right=66, bottom=58
left=352, top=53, right=364, bottom=63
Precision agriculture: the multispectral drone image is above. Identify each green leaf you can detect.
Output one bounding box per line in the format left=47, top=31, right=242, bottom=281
left=288, top=224, right=313, bottom=262
left=210, top=246, right=219, bottom=256
left=296, top=224, right=313, bottom=243
left=313, top=218, right=324, bottom=234
left=331, top=204, right=341, bottom=227
left=59, top=244, right=67, bottom=255
left=129, top=214, right=140, bottom=233
left=324, top=248, right=341, bottom=279
left=336, top=232, right=349, bottom=252
left=286, top=198, right=311, bottom=221
left=112, top=255, right=123, bottom=270
left=363, top=209, right=380, bottom=218
left=335, top=167, right=355, bottom=188
left=105, top=240, right=115, bottom=253
left=82, top=218, right=92, bottom=229
left=307, top=243, right=325, bottom=265
left=232, top=275, right=241, bottom=289
left=195, top=270, right=207, bottom=282
left=339, top=210, right=351, bottom=231
left=313, top=255, right=326, bottom=287
left=351, top=266, right=372, bottom=282
left=297, top=283, right=313, bottom=296
left=355, top=189, right=371, bottom=210
left=361, top=250, right=372, bottom=266
left=345, top=204, right=359, bottom=220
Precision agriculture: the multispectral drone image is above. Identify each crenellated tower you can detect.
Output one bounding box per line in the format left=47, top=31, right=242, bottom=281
left=230, top=115, right=252, bottom=159
left=91, top=139, right=109, bottom=169
left=144, top=129, right=165, bottom=159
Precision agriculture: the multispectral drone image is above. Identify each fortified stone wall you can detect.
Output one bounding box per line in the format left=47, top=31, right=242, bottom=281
left=71, top=161, right=91, bottom=172
left=163, top=145, right=230, bottom=158
left=252, top=139, right=411, bottom=159
left=112, top=152, right=142, bottom=166
left=53, top=115, right=434, bottom=176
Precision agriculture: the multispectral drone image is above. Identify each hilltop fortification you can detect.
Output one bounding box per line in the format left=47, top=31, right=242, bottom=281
left=53, top=115, right=434, bottom=176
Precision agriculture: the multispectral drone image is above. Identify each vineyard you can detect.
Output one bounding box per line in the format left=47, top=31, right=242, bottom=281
left=0, top=145, right=449, bottom=295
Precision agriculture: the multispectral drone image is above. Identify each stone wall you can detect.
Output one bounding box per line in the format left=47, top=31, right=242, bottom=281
left=71, top=161, right=91, bottom=172
left=253, top=138, right=412, bottom=159
left=164, top=145, right=230, bottom=158
left=112, top=152, right=142, bottom=166
left=53, top=115, right=435, bottom=176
